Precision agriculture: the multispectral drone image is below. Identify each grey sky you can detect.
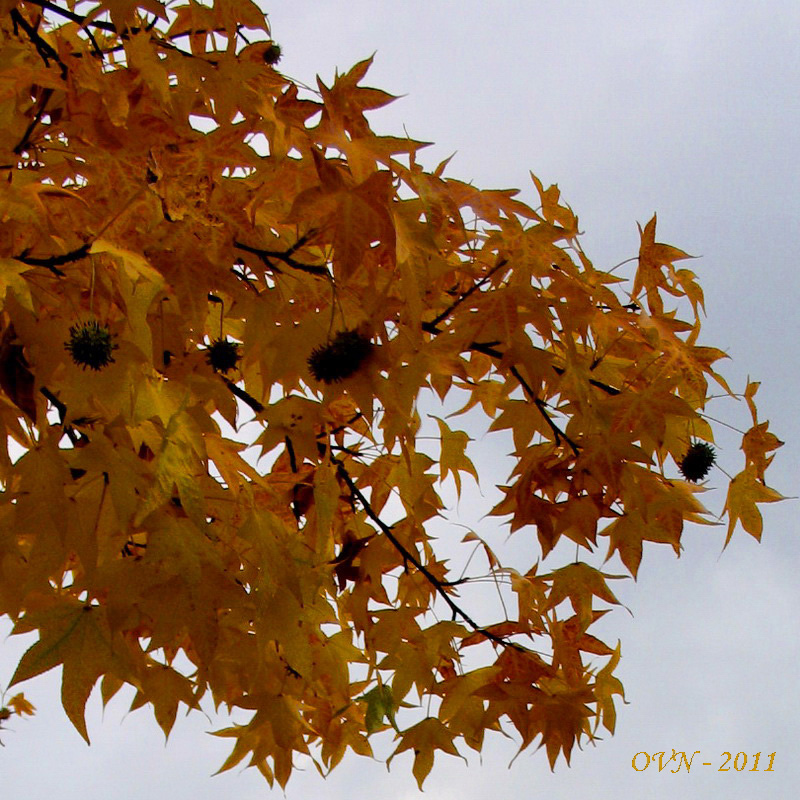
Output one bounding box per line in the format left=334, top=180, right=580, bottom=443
left=1, top=2, right=798, bottom=798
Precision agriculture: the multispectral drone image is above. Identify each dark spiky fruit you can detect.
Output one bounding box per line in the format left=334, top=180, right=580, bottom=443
left=205, top=337, right=241, bottom=374
left=64, top=319, right=118, bottom=371
left=263, top=43, right=282, bottom=66
left=308, top=330, right=373, bottom=384
left=679, top=441, right=716, bottom=482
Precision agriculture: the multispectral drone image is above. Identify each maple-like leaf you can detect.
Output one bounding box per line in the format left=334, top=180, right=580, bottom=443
left=544, top=562, right=622, bottom=630
left=6, top=692, right=35, bottom=717
left=0, top=320, right=36, bottom=423
left=433, top=415, right=479, bottom=497
left=388, top=717, right=466, bottom=790
left=0, top=0, right=784, bottom=788
left=359, top=683, right=400, bottom=734
left=723, top=465, right=784, bottom=547
left=9, top=598, right=137, bottom=743
left=633, top=214, right=696, bottom=315
left=592, top=642, right=625, bottom=734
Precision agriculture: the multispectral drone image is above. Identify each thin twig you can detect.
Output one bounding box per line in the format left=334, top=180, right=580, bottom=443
left=24, top=0, right=224, bottom=65
left=422, top=321, right=619, bottom=397
left=428, top=259, right=508, bottom=328
left=511, top=366, right=581, bottom=456
left=230, top=262, right=260, bottom=293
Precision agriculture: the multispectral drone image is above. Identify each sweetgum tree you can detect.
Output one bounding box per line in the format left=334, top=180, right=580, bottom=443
left=0, top=0, right=784, bottom=787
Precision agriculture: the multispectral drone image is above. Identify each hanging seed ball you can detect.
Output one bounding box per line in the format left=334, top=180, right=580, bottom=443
left=263, top=43, right=282, bottom=66
left=64, top=319, right=119, bottom=371
left=308, top=329, right=373, bottom=384
left=679, top=441, right=716, bottom=482
left=205, top=337, right=241, bottom=374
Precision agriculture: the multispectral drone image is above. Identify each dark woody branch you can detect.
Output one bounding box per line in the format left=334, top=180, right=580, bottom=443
left=11, top=8, right=68, bottom=78
left=421, top=321, right=581, bottom=454
left=13, top=243, right=91, bottom=277
left=233, top=239, right=330, bottom=278
left=13, top=87, right=53, bottom=156
left=20, top=1, right=222, bottom=64
left=219, top=374, right=264, bottom=414
left=331, top=453, right=516, bottom=650
left=428, top=259, right=508, bottom=328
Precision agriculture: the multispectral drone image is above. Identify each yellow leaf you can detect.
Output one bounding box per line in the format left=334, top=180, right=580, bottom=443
left=10, top=599, right=131, bottom=743
left=723, top=466, right=784, bottom=547
left=0, top=259, right=34, bottom=312
left=134, top=661, right=200, bottom=739
left=311, top=459, right=339, bottom=560
left=633, top=213, right=696, bottom=314
left=388, top=717, right=466, bottom=789
left=742, top=421, right=783, bottom=482
left=90, top=238, right=165, bottom=287
left=6, top=692, right=35, bottom=717
left=593, top=642, right=625, bottom=734
left=544, top=562, right=622, bottom=629
left=433, top=416, right=479, bottom=497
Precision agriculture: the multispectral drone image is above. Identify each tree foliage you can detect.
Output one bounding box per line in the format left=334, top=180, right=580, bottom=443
left=0, top=0, right=784, bottom=787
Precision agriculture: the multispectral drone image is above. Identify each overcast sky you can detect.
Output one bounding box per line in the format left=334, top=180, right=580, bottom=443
left=2, top=2, right=798, bottom=798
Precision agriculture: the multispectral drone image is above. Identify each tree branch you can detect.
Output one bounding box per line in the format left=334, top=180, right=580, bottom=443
left=13, top=88, right=53, bottom=156
left=234, top=239, right=330, bottom=278
left=22, top=0, right=222, bottom=65
left=421, top=322, right=581, bottom=454
left=332, top=454, right=515, bottom=650
left=219, top=374, right=264, bottom=415
left=428, top=259, right=508, bottom=328
left=14, top=243, right=91, bottom=276
left=25, top=0, right=117, bottom=32
left=11, top=8, right=68, bottom=79
left=40, top=386, right=89, bottom=446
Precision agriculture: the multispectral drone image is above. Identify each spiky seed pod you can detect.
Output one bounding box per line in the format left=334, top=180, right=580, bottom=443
left=263, top=43, right=282, bottom=66
left=308, top=330, right=373, bottom=384
left=679, top=441, right=716, bottom=482
left=64, top=319, right=118, bottom=371
left=205, top=337, right=241, bottom=374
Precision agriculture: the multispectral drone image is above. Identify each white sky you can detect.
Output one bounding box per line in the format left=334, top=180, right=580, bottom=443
left=2, top=2, right=798, bottom=797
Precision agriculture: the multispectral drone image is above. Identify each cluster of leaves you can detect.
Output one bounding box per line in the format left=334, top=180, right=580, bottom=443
left=0, top=0, right=784, bottom=789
